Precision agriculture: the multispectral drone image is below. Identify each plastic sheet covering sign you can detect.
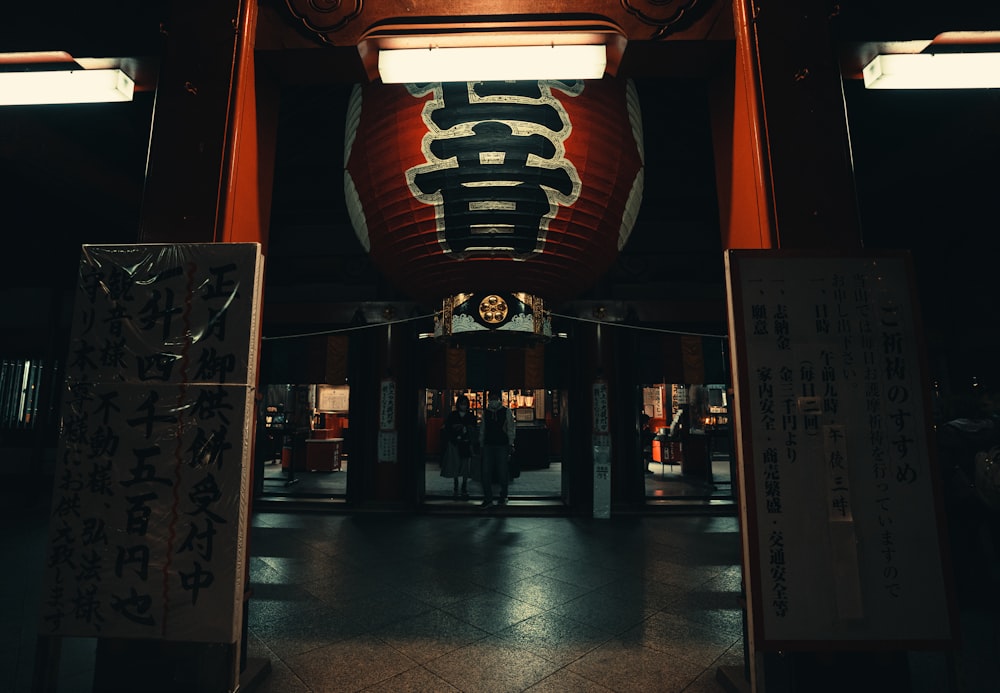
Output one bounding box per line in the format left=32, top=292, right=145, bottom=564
left=39, top=244, right=264, bottom=644
left=593, top=379, right=611, bottom=519
left=725, top=249, right=954, bottom=649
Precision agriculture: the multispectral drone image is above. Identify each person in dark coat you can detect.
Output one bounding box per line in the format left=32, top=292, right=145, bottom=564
left=441, top=394, right=477, bottom=499
left=478, top=390, right=515, bottom=507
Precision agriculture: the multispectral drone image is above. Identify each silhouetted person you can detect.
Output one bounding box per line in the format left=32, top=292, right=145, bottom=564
left=479, top=390, right=515, bottom=507
left=441, top=394, right=477, bottom=499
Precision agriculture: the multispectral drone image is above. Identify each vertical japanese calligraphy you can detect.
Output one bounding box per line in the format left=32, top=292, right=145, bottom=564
left=592, top=380, right=610, bottom=437
left=378, top=379, right=396, bottom=430
left=41, top=244, right=263, bottom=643
left=378, top=378, right=398, bottom=463
left=592, top=379, right=611, bottom=519
left=726, top=251, right=952, bottom=646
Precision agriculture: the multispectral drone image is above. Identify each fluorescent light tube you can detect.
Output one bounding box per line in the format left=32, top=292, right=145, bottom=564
left=0, top=68, right=134, bottom=105
left=378, top=44, right=607, bottom=83
left=863, top=53, right=1000, bottom=89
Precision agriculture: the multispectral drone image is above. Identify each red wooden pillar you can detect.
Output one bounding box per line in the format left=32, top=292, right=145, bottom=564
left=718, top=2, right=901, bottom=691
left=95, top=1, right=277, bottom=690
left=713, top=0, right=863, bottom=252
left=138, top=0, right=276, bottom=249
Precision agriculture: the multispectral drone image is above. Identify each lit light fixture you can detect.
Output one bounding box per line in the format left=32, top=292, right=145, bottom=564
left=0, top=52, right=135, bottom=106
left=357, top=22, right=626, bottom=84
left=378, top=44, right=607, bottom=83
left=863, top=52, right=1000, bottom=90
left=0, top=69, right=134, bottom=105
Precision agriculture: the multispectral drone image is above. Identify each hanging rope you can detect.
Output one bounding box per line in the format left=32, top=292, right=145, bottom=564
left=548, top=312, right=728, bottom=340
left=262, top=313, right=438, bottom=341
left=262, top=310, right=728, bottom=341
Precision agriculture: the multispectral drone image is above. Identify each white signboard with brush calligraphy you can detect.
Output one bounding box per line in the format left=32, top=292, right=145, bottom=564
left=40, top=243, right=263, bottom=643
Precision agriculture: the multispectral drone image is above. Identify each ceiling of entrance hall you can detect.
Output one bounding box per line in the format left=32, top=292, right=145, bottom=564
left=257, top=0, right=734, bottom=328
left=1, top=0, right=998, bottom=346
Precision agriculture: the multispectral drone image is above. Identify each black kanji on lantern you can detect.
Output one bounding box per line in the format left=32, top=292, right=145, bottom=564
left=406, top=81, right=583, bottom=257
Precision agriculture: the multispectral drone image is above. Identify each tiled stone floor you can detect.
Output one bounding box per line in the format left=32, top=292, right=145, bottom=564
left=6, top=484, right=999, bottom=692
left=244, top=511, right=746, bottom=693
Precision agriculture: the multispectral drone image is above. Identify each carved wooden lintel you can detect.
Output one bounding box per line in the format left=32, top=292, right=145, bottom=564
left=283, top=0, right=721, bottom=47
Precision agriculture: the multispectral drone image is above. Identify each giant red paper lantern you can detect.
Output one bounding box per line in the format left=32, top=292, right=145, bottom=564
left=344, top=77, right=644, bottom=307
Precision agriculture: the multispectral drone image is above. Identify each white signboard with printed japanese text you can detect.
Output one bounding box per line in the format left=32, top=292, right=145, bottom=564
left=642, top=386, right=664, bottom=419
left=725, top=250, right=954, bottom=649
left=379, top=379, right=396, bottom=430
left=377, top=378, right=399, bottom=464
left=318, top=385, right=350, bottom=412
left=378, top=378, right=398, bottom=463
left=592, top=379, right=611, bottom=519
left=40, top=244, right=263, bottom=644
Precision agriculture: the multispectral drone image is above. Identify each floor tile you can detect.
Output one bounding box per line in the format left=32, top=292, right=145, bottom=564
left=583, top=576, right=681, bottom=611
left=440, top=591, right=546, bottom=634
left=322, top=586, right=437, bottom=631
left=503, top=548, right=578, bottom=575
left=549, top=591, right=658, bottom=636
left=640, top=557, right=728, bottom=590
left=492, top=611, right=611, bottom=666
left=283, top=634, right=419, bottom=693
left=538, top=560, right=624, bottom=591
left=618, top=611, right=742, bottom=669
left=565, top=638, right=705, bottom=693
left=424, top=636, right=562, bottom=693
left=361, top=666, right=462, bottom=692
left=496, top=572, right=595, bottom=610
left=658, top=587, right=745, bottom=638
left=247, top=582, right=339, bottom=629
left=244, top=655, right=312, bottom=693
left=371, top=608, right=489, bottom=664
left=682, top=667, right=739, bottom=693
left=299, top=570, right=399, bottom=605
left=249, top=602, right=368, bottom=660
left=524, top=667, right=618, bottom=692
left=396, top=572, right=494, bottom=609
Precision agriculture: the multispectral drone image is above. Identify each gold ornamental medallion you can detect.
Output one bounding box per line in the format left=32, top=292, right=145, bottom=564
left=478, top=294, right=508, bottom=324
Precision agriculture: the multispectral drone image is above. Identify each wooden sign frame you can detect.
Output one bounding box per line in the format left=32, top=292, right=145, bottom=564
left=40, top=243, right=264, bottom=646
left=725, top=249, right=957, bottom=652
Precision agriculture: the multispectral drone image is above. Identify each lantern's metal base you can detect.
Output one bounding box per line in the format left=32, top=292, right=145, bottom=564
left=435, top=292, right=551, bottom=345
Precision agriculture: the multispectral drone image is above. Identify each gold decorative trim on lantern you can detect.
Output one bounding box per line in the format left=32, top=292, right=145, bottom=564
left=435, top=292, right=552, bottom=344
